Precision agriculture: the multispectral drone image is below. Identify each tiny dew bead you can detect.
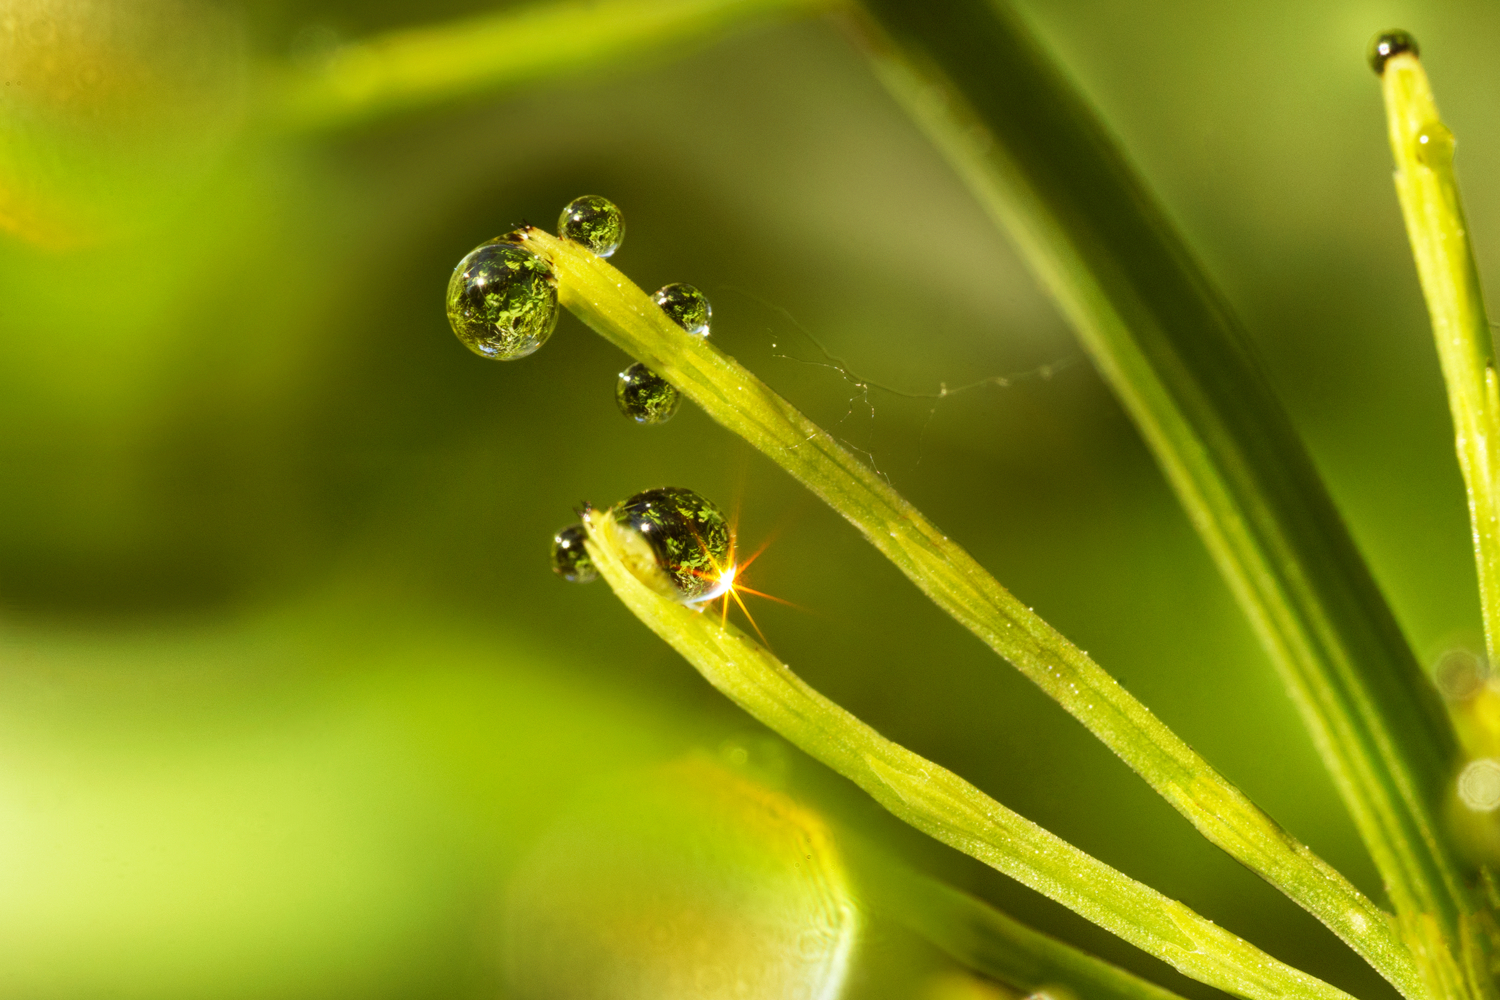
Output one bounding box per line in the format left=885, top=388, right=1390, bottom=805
left=551, top=524, right=597, bottom=583
left=616, top=362, right=681, bottom=425
left=558, top=195, right=625, bottom=257
left=1368, top=30, right=1418, bottom=75
left=653, top=282, right=711, bottom=338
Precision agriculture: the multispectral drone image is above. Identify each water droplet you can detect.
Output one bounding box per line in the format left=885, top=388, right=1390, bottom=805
left=446, top=236, right=559, bottom=360
left=614, top=487, right=731, bottom=602
left=551, top=524, right=596, bottom=583
left=1368, top=30, right=1418, bottom=75
left=1415, top=121, right=1455, bottom=167
left=654, top=282, right=711, bottom=337
left=558, top=194, right=624, bottom=257
left=616, top=362, right=681, bottom=425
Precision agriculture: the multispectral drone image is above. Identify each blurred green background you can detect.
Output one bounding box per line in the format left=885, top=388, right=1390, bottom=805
left=2, top=0, right=1498, bottom=997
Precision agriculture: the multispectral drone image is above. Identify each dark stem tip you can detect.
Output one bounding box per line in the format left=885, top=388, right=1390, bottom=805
left=1369, top=30, right=1419, bottom=75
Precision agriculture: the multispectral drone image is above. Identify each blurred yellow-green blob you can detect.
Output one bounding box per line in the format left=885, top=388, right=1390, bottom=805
left=1433, top=646, right=1500, bottom=864
left=0, top=598, right=707, bottom=999
left=0, top=0, right=245, bottom=246
left=505, top=755, right=859, bottom=1000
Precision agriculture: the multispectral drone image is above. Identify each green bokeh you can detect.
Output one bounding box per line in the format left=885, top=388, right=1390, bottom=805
left=3, top=0, right=1497, bottom=997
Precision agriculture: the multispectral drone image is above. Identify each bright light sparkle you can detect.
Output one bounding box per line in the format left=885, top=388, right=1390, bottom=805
left=685, top=563, right=736, bottom=605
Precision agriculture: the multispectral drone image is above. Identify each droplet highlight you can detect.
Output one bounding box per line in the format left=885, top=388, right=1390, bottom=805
left=558, top=195, right=625, bottom=257
left=1368, top=30, right=1418, bottom=75
left=552, top=524, right=597, bottom=583
left=446, top=236, right=559, bottom=360
left=614, top=487, right=731, bottom=603
left=654, top=283, right=711, bottom=338
left=616, top=362, right=681, bottom=425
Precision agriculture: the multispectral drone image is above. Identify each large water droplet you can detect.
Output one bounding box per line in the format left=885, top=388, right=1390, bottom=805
left=1415, top=121, right=1455, bottom=168
left=616, top=362, right=682, bottom=425
left=552, top=524, right=597, bottom=583
left=558, top=195, right=625, bottom=257
left=654, top=283, right=711, bottom=337
left=1368, top=30, right=1418, bottom=75
left=614, top=487, right=731, bottom=603
left=447, top=236, right=559, bottom=360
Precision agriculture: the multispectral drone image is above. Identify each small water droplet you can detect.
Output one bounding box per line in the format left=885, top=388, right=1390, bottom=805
left=616, top=362, right=681, bottom=425
left=558, top=195, right=624, bottom=257
left=446, top=236, right=559, bottom=360
left=551, top=524, right=596, bottom=583
left=1368, top=30, right=1419, bottom=75
left=615, top=487, right=731, bottom=602
left=1415, top=121, right=1455, bottom=167
left=654, top=282, right=711, bottom=337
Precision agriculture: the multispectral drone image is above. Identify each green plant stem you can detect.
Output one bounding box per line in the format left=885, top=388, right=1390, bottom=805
left=522, top=226, right=1418, bottom=996
left=845, top=3, right=1472, bottom=995
left=1380, top=53, right=1500, bottom=697
left=847, top=843, right=1194, bottom=1000
left=264, top=0, right=828, bottom=131
left=581, top=507, right=1355, bottom=1000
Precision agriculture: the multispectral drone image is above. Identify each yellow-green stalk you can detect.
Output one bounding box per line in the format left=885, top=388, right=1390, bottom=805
left=520, top=226, right=1421, bottom=996
left=1380, top=48, right=1500, bottom=687
left=581, top=503, right=1358, bottom=1000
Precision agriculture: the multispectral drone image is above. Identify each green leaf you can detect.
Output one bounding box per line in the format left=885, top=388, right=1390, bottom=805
left=847, top=2, right=1475, bottom=993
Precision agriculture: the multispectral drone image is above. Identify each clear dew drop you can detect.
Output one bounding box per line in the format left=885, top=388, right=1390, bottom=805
left=614, top=487, right=731, bottom=603
left=1368, top=29, right=1419, bottom=75
left=616, top=362, right=681, bottom=425
left=558, top=194, right=625, bottom=257
left=654, top=282, right=712, bottom=337
left=1415, top=121, right=1455, bottom=168
left=551, top=524, right=597, bottom=583
left=446, top=236, right=560, bottom=360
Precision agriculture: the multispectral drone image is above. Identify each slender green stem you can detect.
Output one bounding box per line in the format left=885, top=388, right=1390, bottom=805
left=1380, top=52, right=1500, bottom=700
left=846, top=842, right=1193, bottom=1000
left=843, top=3, right=1473, bottom=994
left=581, top=506, right=1354, bottom=1000
left=521, top=226, right=1418, bottom=996
left=263, top=0, right=828, bottom=131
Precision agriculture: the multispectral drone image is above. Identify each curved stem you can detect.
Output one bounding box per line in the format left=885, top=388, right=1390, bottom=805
left=582, top=506, right=1357, bottom=1000
left=520, top=226, right=1419, bottom=996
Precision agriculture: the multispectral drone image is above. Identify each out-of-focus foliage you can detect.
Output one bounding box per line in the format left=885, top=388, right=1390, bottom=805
left=506, top=756, right=859, bottom=999
left=3, top=0, right=1500, bottom=998
left=0, top=0, right=245, bottom=245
